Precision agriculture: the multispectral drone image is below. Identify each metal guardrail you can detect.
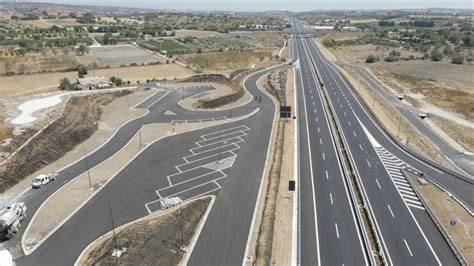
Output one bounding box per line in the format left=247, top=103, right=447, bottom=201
left=301, top=39, right=379, bottom=266
left=401, top=168, right=469, bottom=266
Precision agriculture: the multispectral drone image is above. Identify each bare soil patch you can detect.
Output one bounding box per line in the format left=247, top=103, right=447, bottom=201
left=79, top=197, right=211, bottom=266
left=0, top=63, right=194, bottom=97
left=177, top=50, right=276, bottom=72
left=172, top=29, right=223, bottom=38
left=430, top=115, right=474, bottom=153
left=0, top=91, right=131, bottom=192
left=88, top=45, right=165, bottom=67
left=0, top=52, right=79, bottom=75
left=407, top=173, right=473, bottom=263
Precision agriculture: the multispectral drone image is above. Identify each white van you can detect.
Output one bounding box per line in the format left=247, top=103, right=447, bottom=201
left=31, top=173, right=57, bottom=189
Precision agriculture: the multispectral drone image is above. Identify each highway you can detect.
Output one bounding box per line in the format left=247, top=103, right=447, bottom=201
left=354, top=67, right=474, bottom=177
left=293, top=33, right=369, bottom=265
left=294, top=20, right=460, bottom=265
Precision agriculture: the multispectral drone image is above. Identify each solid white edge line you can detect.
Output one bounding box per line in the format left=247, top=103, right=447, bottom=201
left=305, top=38, right=391, bottom=266
left=302, top=37, right=368, bottom=265
left=299, top=40, right=321, bottom=266
left=23, top=103, right=260, bottom=256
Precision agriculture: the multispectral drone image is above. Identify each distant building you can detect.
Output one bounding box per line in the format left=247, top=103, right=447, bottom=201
left=76, top=76, right=112, bottom=90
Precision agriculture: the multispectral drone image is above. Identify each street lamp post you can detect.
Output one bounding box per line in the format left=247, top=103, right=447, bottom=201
left=84, top=148, right=92, bottom=188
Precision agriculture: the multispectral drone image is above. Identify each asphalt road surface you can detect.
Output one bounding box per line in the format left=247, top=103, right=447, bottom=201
left=294, top=20, right=460, bottom=265
left=4, top=75, right=278, bottom=265
left=294, top=33, right=369, bottom=265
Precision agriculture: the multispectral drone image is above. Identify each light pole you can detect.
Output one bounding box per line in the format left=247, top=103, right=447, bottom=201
left=84, top=148, right=92, bottom=188
left=218, top=128, right=221, bottom=163
left=397, top=113, right=402, bottom=138
left=108, top=197, right=118, bottom=254
left=179, top=202, right=184, bottom=249
left=137, top=115, right=143, bottom=147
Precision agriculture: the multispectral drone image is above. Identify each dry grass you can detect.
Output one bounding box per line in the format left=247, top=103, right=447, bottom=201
left=0, top=64, right=194, bottom=97
left=88, top=45, right=165, bottom=67
left=430, top=115, right=474, bottom=152
left=371, top=60, right=474, bottom=91
left=408, top=173, right=473, bottom=263
left=0, top=52, right=79, bottom=75
left=172, top=29, right=223, bottom=38
left=178, top=50, right=275, bottom=71
left=0, top=91, right=131, bottom=192
left=387, top=72, right=474, bottom=120
left=80, top=197, right=211, bottom=266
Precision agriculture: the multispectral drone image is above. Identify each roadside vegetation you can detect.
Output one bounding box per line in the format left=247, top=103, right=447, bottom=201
left=79, top=197, right=211, bottom=265
left=0, top=91, right=131, bottom=192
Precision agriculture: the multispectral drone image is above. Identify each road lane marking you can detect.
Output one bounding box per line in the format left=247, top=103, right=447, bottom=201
left=353, top=131, right=357, bottom=137
left=359, top=144, right=364, bottom=151
left=330, top=193, right=334, bottom=205
left=322, top=153, right=325, bottom=160
left=348, top=121, right=351, bottom=126
left=367, top=160, right=372, bottom=168
left=335, top=223, right=340, bottom=239
left=320, top=138, right=322, bottom=145
left=325, top=170, right=329, bottom=180
left=387, top=204, right=395, bottom=218
left=375, top=179, right=381, bottom=189
left=404, top=239, right=413, bottom=256
left=317, top=127, right=320, bottom=132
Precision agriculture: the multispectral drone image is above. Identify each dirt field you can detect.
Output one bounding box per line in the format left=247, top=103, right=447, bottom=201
left=178, top=50, right=276, bottom=72
left=430, top=115, right=474, bottom=153
left=370, top=61, right=474, bottom=91
left=0, top=91, right=130, bottom=192
left=172, top=29, right=223, bottom=38
left=79, top=197, right=211, bottom=266
left=87, top=45, right=165, bottom=67
left=407, top=173, right=473, bottom=263
left=0, top=52, right=79, bottom=75
left=0, top=63, right=195, bottom=97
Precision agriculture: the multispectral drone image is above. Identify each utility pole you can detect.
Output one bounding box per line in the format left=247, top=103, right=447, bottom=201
left=179, top=202, right=184, bottom=249
left=84, top=148, right=92, bottom=188
left=218, top=128, right=221, bottom=163
left=372, top=90, right=376, bottom=109
left=108, top=197, right=118, bottom=253
left=137, top=115, right=143, bottom=147
left=397, top=113, right=402, bottom=138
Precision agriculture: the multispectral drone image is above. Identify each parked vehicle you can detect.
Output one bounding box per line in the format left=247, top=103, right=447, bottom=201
left=31, top=173, right=57, bottom=189
left=0, top=202, right=27, bottom=240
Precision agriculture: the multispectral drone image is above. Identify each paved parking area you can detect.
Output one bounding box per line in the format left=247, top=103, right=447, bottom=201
left=145, top=125, right=250, bottom=214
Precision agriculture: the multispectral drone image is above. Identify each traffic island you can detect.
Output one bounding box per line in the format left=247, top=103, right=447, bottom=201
left=76, top=196, right=213, bottom=265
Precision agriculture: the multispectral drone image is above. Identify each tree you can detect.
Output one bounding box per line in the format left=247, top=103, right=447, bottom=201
left=77, top=66, right=88, bottom=78
left=443, top=45, right=453, bottom=56
left=462, top=36, right=473, bottom=47
left=365, top=54, right=379, bottom=63
left=59, top=78, right=72, bottom=90
left=430, top=49, right=444, bottom=61
left=76, top=44, right=89, bottom=55
left=451, top=54, right=464, bottom=64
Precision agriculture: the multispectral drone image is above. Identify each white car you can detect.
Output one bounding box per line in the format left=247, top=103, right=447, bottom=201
left=31, top=173, right=57, bottom=189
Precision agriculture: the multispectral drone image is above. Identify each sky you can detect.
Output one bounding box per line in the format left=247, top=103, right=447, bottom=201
left=45, top=0, right=473, bottom=11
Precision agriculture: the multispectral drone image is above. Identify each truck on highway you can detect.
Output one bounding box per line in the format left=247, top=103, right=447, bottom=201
left=0, top=202, right=27, bottom=240
left=31, top=173, right=57, bottom=189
